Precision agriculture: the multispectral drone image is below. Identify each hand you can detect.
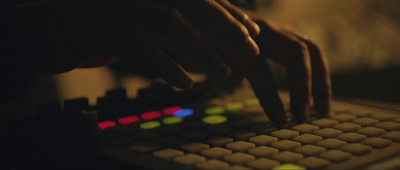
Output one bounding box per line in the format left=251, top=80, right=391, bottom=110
left=4, top=0, right=260, bottom=90
left=237, top=10, right=332, bottom=123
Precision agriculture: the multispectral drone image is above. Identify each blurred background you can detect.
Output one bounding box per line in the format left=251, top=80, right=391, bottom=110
left=7, top=0, right=399, bottom=121
left=253, top=0, right=400, bottom=103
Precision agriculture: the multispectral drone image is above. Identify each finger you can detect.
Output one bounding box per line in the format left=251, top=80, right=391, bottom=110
left=238, top=56, right=287, bottom=125
left=215, top=0, right=260, bottom=37
left=254, top=22, right=312, bottom=122
left=285, top=43, right=312, bottom=122
left=301, top=39, right=332, bottom=115
left=131, top=44, right=194, bottom=89
left=159, top=8, right=232, bottom=79
left=176, top=0, right=260, bottom=56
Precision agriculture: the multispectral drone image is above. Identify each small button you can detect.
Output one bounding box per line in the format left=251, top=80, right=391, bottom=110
left=272, top=151, right=303, bottom=163
left=314, top=128, right=342, bottom=138
left=205, top=106, right=225, bottom=115
left=244, top=98, right=260, bottom=107
left=337, top=133, right=367, bottom=143
left=98, top=121, right=116, bottom=130
left=162, top=117, right=183, bottom=125
left=174, top=108, right=194, bottom=118
left=342, top=143, right=372, bottom=155
left=295, top=145, right=326, bottom=156
left=347, top=110, right=373, bottom=117
left=247, top=158, right=280, bottom=169
left=293, top=134, right=322, bottom=144
left=118, top=116, right=140, bottom=125
left=196, top=159, right=229, bottom=170
left=330, top=114, right=357, bottom=122
left=173, top=154, right=206, bottom=166
left=162, top=106, right=182, bottom=116
left=227, top=165, right=251, bottom=170
left=382, top=131, right=400, bottom=142
left=334, top=123, right=361, bottom=132
left=271, top=140, right=301, bottom=151
left=297, top=157, right=329, bottom=169
left=249, top=135, right=278, bottom=145
left=140, top=121, right=161, bottom=129
left=201, top=147, right=232, bottom=159
left=272, top=163, right=306, bottom=170
left=205, top=137, right=233, bottom=147
left=271, top=129, right=299, bottom=139
left=224, top=152, right=255, bottom=164
left=312, top=118, right=339, bottom=128
left=370, top=113, right=397, bottom=121
left=203, top=115, right=227, bottom=124
left=317, top=139, right=347, bottom=149
left=292, top=123, right=319, bottom=133
left=352, top=117, right=379, bottom=126
left=153, top=148, right=184, bottom=160
left=357, top=127, right=385, bottom=137
left=375, top=122, right=400, bottom=131
left=226, top=102, right=244, bottom=112
left=248, top=146, right=279, bottom=157
left=226, top=141, right=256, bottom=152
left=362, top=137, right=392, bottom=148
left=141, top=111, right=162, bottom=120
left=320, top=150, right=352, bottom=162
left=180, top=142, right=210, bottom=153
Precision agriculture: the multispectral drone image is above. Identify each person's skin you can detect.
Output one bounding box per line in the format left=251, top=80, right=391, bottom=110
left=2, top=0, right=331, bottom=124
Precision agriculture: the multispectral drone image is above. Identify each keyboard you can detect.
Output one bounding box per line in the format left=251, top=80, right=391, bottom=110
left=22, top=80, right=400, bottom=169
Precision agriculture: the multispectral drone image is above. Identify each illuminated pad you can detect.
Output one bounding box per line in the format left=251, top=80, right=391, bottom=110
left=98, top=121, right=116, bottom=130
left=162, top=117, right=183, bottom=125
left=174, top=108, right=194, bottom=118
left=141, top=111, right=162, bottom=120
left=162, top=106, right=182, bottom=116
left=273, top=163, right=305, bottom=169
left=205, top=106, right=225, bottom=115
left=118, top=116, right=140, bottom=125
left=140, top=121, right=161, bottom=129
left=226, top=102, right=244, bottom=112
left=244, top=98, right=260, bottom=107
left=153, top=148, right=183, bottom=160
left=203, top=115, right=227, bottom=124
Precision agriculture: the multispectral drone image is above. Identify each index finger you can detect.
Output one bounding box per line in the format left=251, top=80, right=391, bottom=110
left=238, top=57, right=287, bottom=125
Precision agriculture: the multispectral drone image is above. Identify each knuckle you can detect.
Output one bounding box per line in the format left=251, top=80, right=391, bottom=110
left=229, top=20, right=249, bottom=42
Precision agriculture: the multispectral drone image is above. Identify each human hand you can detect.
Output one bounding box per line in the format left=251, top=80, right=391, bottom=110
left=233, top=10, right=332, bottom=124
left=4, top=0, right=260, bottom=89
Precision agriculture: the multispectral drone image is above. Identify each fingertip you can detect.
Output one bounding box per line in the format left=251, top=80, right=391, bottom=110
left=248, top=20, right=260, bottom=37
left=246, top=36, right=260, bottom=56
left=176, top=73, right=194, bottom=89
